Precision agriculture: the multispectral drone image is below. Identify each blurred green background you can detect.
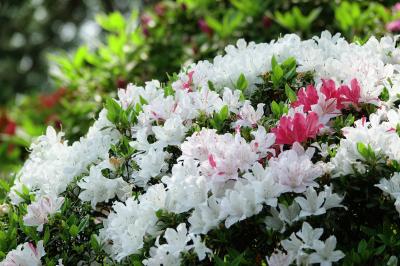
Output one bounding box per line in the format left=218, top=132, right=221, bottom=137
left=0, top=0, right=399, bottom=176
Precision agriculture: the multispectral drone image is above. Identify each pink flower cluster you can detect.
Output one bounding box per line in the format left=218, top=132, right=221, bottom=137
left=272, top=79, right=361, bottom=145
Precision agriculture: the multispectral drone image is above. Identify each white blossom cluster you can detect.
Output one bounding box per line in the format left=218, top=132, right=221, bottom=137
left=332, top=107, right=400, bottom=176
left=5, top=31, right=400, bottom=265
left=173, top=32, right=400, bottom=104
left=266, top=222, right=345, bottom=266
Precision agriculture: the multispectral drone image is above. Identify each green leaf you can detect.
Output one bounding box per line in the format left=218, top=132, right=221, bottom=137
left=164, top=85, right=175, bottom=97
left=219, top=105, right=229, bottom=121
left=0, top=179, right=10, bottom=192
left=357, top=142, right=369, bottom=159
left=230, top=253, right=244, bottom=266
left=105, top=98, right=122, bottom=123
left=236, top=73, right=248, bottom=91
left=95, top=12, right=126, bottom=33
left=273, top=65, right=283, bottom=81
left=73, top=46, right=88, bottom=68
left=77, top=215, right=89, bottom=233
left=357, top=239, right=367, bottom=254
left=205, top=15, right=222, bottom=33
left=271, top=55, right=278, bottom=70
left=270, top=101, right=280, bottom=115
left=285, top=84, right=297, bottom=102
left=90, top=234, right=101, bottom=251
left=214, top=256, right=229, bottom=266
left=208, top=80, right=216, bottom=91
left=375, top=245, right=386, bottom=255
left=69, top=224, right=79, bottom=237
left=139, top=95, right=148, bottom=105
left=380, top=87, right=390, bottom=101
left=43, top=227, right=51, bottom=245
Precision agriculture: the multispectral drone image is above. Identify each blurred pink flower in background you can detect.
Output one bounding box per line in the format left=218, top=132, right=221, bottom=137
left=386, top=20, right=400, bottom=32
left=262, top=16, right=272, bottom=29
left=198, top=18, right=213, bottom=36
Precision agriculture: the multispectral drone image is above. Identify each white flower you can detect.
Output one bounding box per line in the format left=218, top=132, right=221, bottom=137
left=163, top=169, right=209, bottom=214
left=143, top=224, right=210, bottom=265
left=219, top=88, right=243, bottom=114
left=264, top=209, right=285, bottom=232
left=250, top=126, right=276, bottom=158
left=265, top=202, right=300, bottom=232
left=9, top=109, right=119, bottom=204
left=281, top=222, right=323, bottom=264
left=295, top=187, right=327, bottom=218
left=163, top=223, right=191, bottom=256
left=376, top=173, right=400, bottom=198
left=118, top=80, right=161, bottom=110
left=376, top=173, right=400, bottom=216
left=189, top=235, right=211, bottom=260
left=309, top=236, right=345, bottom=266
left=246, top=163, right=284, bottom=207
left=311, top=142, right=336, bottom=159
left=78, top=162, right=132, bottom=208
left=219, top=180, right=262, bottom=228
left=189, top=196, right=222, bottom=234
left=132, top=147, right=169, bottom=187
left=191, top=87, right=223, bottom=115
left=23, top=195, right=64, bottom=231
left=152, top=115, right=188, bottom=147
left=278, top=222, right=345, bottom=265
left=331, top=111, right=400, bottom=176
left=266, top=250, right=294, bottom=266
left=99, top=184, right=167, bottom=261
left=268, top=143, right=323, bottom=193
left=180, top=129, right=257, bottom=183
left=234, top=101, right=264, bottom=128
left=395, top=198, right=400, bottom=215
left=143, top=244, right=180, bottom=266
left=322, top=185, right=345, bottom=210
left=1, top=240, right=45, bottom=266
left=130, top=127, right=152, bottom=151
left=296, top=222, right=324, bottom=248
left=142, top=95, right=176, bottom=122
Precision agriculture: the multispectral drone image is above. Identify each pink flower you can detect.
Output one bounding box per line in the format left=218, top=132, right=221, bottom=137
left=387, top=20, right=400, bottom=32
left=23, top=195, right=64, bottom=231
left=1, top=240, right=45, bottom=266
left=182, top=71, right=194, bottom=91
left=180, top=129, right=258, bottom=182
left=338, top=79, right=361, bottom=107
left=272, top=112, right=322, bottom=145
left=154, top=3, right=166, bottom=17
left=292, top=85, right=319, bottom=112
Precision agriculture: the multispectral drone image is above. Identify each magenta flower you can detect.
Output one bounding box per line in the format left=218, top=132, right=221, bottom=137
left=271, top=112, right=322, bottom=145
left=292, top=84, right=319, bottom=111
left=338, top=79, right=361, bottom=107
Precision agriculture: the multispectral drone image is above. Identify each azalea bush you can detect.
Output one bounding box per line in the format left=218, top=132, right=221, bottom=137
left=2, top=0, right=399, bottom=177
left=2, top=31, right=400, bottom=265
